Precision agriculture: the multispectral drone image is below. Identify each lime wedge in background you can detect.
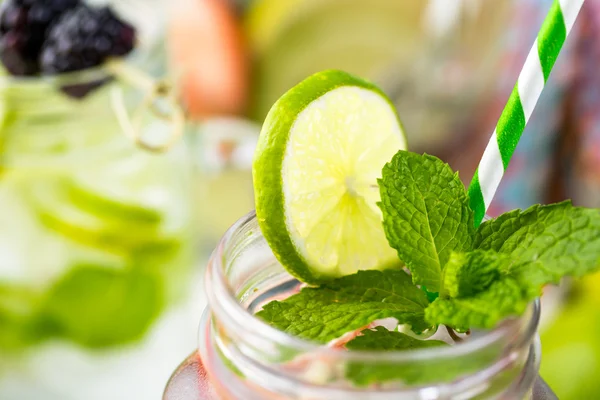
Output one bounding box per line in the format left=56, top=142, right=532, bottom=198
left=65, top=159, right=166, bottom=226
left=26, top=181, right=179, bottom=256
left=65, top=151, right=191, bottom=231
left=18, top=149, right=188, bottom=256
left=245, top=0, right=427, bottom=121
left=253, top=70, right=406, bottom=284
left=63, top=179, right=161, bottom=225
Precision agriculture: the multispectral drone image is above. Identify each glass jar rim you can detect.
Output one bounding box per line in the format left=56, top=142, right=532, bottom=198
left=0, top=49, right=145, bottom=88
left=0, top=63, right=113, bottom=87
left=205, top=210, right=541, bottom=364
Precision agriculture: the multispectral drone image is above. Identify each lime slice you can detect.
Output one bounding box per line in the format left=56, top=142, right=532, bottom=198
left=67, top=153, right=189, bottom=229
left=55, top=155, right=166, bottom=227
left=63, top=181, right=161, bottom=225
left=26, top=180, right=180, bottom=256
left=253, top=70, right=406, bottom=283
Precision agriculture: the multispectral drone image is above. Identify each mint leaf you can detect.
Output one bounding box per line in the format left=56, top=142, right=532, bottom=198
left=344, top=326, right=498, bottom=387
left=475, top=202, right=600, bottom=289
left=425, top=277, right=529, bottom=330
left=346, top=326, right=446, bottom=351
left=256, top=270, right=431, bottom=343
left=442, top=250, right=512, bottom=298
left=379, top=151, right=474, bottom=292
left=345, top=326, right=447, bottom=386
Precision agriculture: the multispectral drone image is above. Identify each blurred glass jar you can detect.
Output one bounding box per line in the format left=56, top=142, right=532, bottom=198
left=0, top=66, right=193, bottom=354
left=244, top=0, right=515, bottom=150
left=190, top=117, right=258, bottom=251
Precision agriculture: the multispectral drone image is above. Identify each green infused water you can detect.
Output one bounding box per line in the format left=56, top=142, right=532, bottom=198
left=0, top=76, right=192, bottom=351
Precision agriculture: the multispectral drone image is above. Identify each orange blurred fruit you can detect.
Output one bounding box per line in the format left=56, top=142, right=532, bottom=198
left=168, top=0, right=248, bottom=119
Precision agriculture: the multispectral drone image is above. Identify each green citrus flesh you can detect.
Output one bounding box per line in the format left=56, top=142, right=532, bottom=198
left=253, top=70, right=406, bottom=284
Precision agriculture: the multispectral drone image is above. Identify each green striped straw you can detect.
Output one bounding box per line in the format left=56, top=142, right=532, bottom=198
left=468, top=0, right=585, bottom=226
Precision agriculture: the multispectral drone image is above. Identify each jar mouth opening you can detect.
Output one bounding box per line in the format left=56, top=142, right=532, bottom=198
left=206, top=210, right=541, bottom=363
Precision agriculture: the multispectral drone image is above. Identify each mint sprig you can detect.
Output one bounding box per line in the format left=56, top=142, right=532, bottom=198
left=257, top=151, right=600, bottom=385
left=378, top=151, right=474, bottom=292
left=256, top=269, right=432, bottom=343
left=426, top=202, right=600, bottom=329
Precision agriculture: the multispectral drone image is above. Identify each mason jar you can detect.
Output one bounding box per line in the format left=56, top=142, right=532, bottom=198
left=0, top=65, right=193, bottom=382
left=164, top=211, right=558, bottom=400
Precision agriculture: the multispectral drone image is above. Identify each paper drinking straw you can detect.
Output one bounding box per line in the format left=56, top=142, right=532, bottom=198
left=468, top=0, right=585, bottom=226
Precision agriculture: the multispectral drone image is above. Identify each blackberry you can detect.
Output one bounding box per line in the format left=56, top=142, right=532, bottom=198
left=0, top=0, right=80, bottom=75
left=40, top=5, right=136, bottom=74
